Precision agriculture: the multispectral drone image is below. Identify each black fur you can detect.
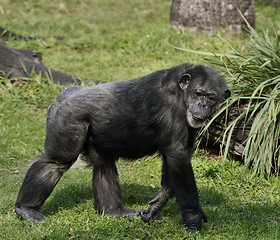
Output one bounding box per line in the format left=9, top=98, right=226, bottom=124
left=15, top=63, right=230, bottom=231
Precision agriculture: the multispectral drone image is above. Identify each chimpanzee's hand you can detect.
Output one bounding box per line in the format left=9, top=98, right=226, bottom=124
left=139, top=187, right=172, bottom=222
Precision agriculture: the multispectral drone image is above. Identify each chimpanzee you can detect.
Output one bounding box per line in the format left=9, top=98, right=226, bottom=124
left=15, top=63, right=230, bottom=232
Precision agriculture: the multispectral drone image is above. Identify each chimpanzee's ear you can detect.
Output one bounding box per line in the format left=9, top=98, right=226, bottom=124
left=224, top=89, right=231, bottom=100
left=220, top=89, right=231, bottom=102
left=179, top=73, right=191, bottom=91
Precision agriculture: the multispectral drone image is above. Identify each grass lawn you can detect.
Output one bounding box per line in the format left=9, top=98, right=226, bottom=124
left=0, top=0, right=280, bottom=239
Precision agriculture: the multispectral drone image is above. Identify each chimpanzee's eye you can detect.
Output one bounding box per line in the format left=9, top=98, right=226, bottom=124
left=194, top=90, right=202, bottom=96
left=208, top=95, right=218, bottom=103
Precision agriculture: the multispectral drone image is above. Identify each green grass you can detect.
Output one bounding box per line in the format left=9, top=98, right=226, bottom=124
left=0, top=0, right=280, bottom=239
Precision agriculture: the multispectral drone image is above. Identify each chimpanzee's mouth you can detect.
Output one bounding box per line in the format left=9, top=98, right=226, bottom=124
left=187, top=112, right=205, bottom=129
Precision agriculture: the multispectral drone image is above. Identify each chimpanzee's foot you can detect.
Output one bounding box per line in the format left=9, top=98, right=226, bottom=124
left=103, top=207, right=139, bottom=220
left=15, top=206, right=46, bottom=222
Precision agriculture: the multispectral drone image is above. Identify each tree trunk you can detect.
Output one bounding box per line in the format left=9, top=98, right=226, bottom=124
left=170, top=0, right=255, bottom=33
left=0, top=27, right=100, bottom=85
left=0, top=41, right=100, bottom=85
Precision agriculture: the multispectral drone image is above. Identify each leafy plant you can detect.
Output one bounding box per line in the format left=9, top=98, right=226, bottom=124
left=195, top=20, right=280, bottom=176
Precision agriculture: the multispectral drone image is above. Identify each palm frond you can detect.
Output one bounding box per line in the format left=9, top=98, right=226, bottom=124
left=181, top=15, right=280, bottom=176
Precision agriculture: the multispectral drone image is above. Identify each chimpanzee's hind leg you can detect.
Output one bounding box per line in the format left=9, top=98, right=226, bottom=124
left=14, top=155, right=75, bottom=222
left=15, top=121, right=88, bottom=222
left=86, top=145, right=138, bottom=219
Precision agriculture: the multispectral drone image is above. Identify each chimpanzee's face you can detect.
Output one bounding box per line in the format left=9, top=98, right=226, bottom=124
left=178, top=69, right=231, bottom=129
left=186, top=85, right=221, bottom=128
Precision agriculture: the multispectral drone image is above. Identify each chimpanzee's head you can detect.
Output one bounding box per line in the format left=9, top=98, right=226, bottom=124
left=178, top=65, right=231, bottom=128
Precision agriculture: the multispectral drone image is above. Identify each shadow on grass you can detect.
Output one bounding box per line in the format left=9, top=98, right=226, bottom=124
left=41, top=182, right=279, bottom=237
left=42, top=183, right=93, bottom=215
left=42, top=182, right=157, bottom=216
left=41, top=183, right=226, bottom=220
left=41, top=183, right=228, bottom=217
